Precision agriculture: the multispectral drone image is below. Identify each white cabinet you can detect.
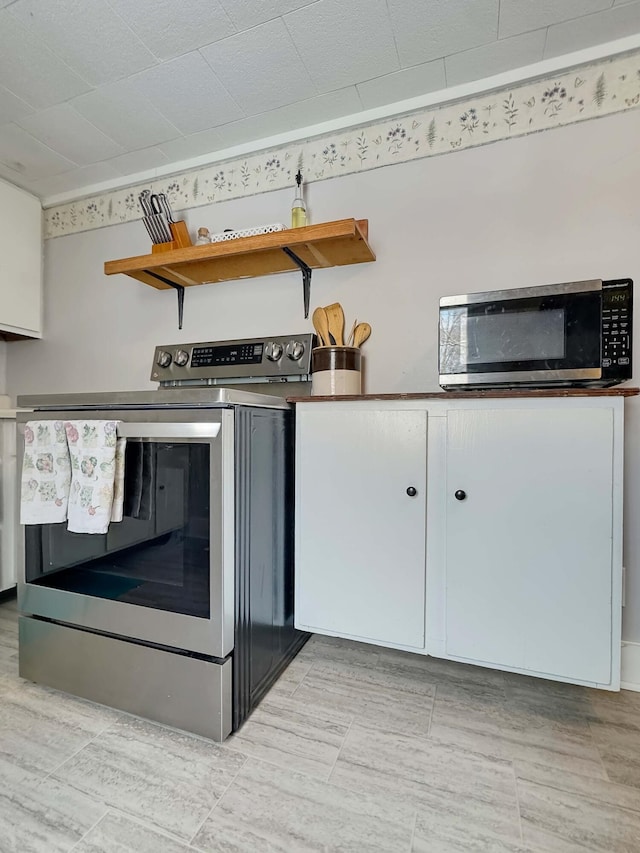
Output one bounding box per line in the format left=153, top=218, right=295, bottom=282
left=294, top=396, right=625, bottom=689
left=295, top=405, right=427, bottom=649
left=0, top=178, right=42, bottom=338
left=444, top=406, right=617, bottom=685
left=0, top=414, right=17, bottom=592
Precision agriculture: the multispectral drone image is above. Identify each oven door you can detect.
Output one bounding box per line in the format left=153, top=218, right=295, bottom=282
left=18, top=412, right=234, bottom=658
left=439, top=281, right=603, bottom=386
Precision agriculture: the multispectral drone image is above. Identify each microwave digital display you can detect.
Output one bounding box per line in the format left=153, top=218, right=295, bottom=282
left=464, top=309, right=565, bottom=364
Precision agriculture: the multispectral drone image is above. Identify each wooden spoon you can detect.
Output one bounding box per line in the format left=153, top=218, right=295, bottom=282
left=324, top=302, right=345, bottom=346
left=346, top=318, right=358, bottom=347
left=352, top=322, right=371, bottom=348
left=312, top=306, right=331, bottom=347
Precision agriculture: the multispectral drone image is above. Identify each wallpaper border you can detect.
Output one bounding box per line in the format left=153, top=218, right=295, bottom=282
left=44, top=49, right=640, bottom=241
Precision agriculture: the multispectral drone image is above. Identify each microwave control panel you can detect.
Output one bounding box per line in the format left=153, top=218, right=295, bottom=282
left=602, top=278, right=633, bottom=378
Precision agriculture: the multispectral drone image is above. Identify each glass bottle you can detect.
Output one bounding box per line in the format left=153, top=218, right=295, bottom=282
left=291, top=169, right=307, bottom=228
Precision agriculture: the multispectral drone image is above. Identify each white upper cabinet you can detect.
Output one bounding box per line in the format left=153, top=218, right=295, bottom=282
left=0, top=179, right=42, bottom=338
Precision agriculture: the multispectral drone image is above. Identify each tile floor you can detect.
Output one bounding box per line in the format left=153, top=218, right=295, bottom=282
left=1, top=595, right=640, bottom=852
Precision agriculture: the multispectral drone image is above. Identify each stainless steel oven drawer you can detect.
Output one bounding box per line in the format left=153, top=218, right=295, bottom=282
left=19, top=616, right=232, bottom=741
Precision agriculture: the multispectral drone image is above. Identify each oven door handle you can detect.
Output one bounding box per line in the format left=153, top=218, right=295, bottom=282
left=16, top=423, right=222, bottom=439
left=117, top=423, right=221, bottom=439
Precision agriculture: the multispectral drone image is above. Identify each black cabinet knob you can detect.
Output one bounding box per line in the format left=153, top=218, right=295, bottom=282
left=406, top=486, right=417, bottom=497
left=454, top=489, right=466, bottom=501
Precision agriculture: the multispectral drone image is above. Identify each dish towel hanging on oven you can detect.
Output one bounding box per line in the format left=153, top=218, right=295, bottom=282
left=20, top=420, right=126, bottom=533
left=65, top=421, right=126, bottom=534
left=20, top=420, right=72, bottom=525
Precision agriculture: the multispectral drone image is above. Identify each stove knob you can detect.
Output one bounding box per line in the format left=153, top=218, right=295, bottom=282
left=286, top=340, right=305, bottom=361
left=156, top=350, right=172, bottom=368
left=174, top=349, right=189, bottom=367
left=265, top=341, right=283, bottom=361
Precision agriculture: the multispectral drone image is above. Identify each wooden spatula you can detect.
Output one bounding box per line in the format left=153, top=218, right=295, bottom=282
left=324, top=302, right=345, bottom=346
left=312, top=306, right=331, bottom=347
left=353, top=322, right=371, bottom=347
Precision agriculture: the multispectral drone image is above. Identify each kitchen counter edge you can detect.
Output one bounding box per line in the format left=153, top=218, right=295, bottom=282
left=287, top=387, right=640, bottom=402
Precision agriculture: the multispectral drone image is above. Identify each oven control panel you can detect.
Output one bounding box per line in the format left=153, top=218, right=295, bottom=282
left=151, top=334, right=314, bottom=384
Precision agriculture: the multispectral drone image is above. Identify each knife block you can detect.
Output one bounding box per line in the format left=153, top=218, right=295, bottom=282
left=151, top=220, right=192, bottom=253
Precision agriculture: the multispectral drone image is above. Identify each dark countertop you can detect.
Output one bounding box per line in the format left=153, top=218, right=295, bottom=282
left=288, top=387, right=640, bottom=402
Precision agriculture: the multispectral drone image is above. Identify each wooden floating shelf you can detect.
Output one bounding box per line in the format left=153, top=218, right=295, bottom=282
left=104, top=218, right=375, bottom=327
left=104, top=218, right=374, bottom=290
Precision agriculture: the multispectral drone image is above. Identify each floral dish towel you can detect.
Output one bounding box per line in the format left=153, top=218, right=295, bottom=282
left=20, top=421, right=71, bottom=525
left=111, top=437, right=126, bottom=523
left=65, top=421, right=125, bottom=534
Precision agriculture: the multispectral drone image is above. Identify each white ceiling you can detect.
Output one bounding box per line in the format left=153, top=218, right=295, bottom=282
left=1, top=0, right=640, bottom=203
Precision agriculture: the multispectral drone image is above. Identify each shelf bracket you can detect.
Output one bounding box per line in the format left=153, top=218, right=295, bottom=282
left=144, top=271, right=185, bottom=329
left=282, top=247, right=312, bottom=319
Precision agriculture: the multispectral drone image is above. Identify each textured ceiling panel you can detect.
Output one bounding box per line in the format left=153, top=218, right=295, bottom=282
left=157, top=128, right=225, bottom=164
left=71, top=85, right=181, bottom=150
left=28, top=162, right=122, bottom=199
left=107, top=146, right=171, bottom=177
left=200, top=18, right=318, bottom=113
left=107, top=0, right=237, bottom=61
left=499, top=0, right=612, bottom=39
left=0, top=161, right=31, bottom=189
left=0, top=123, right=76, bottom=180
left=545, top=1, right=640, bottom=58
left=17, top=104, right=125, bottom=165
left=220, top=0, right=317, bottom=30
left=285, top=0, right=400, bottom=91
left=0, top=84, right=34, bottom=124
left=212, top=86, right=364, bottom=149
left=122, top=52, right=244, bottom=135
left=445, top=30, right=547, bottom=87
left=356, top=61, right=446, bottom=110
left=0, top=11, right=91, bottom=109
left=387, top=0, right=500, bottom=67
left=9, top=0, right=158, bottom=86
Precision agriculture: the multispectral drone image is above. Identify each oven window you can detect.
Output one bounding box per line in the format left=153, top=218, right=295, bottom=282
left=25, top=442, right=211, bottom=618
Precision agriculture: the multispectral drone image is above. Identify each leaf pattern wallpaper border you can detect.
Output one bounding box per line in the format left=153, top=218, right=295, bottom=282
left=44, top=49, right=640, bottom=241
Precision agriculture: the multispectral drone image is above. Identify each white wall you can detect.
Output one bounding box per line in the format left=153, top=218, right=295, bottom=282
left=7, top=107, right=640, bottom=641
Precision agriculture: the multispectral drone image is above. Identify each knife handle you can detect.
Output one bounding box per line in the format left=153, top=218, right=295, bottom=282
left=138, top=190, right=153, bottom=217
left=158, top=193, right=174, bottom=223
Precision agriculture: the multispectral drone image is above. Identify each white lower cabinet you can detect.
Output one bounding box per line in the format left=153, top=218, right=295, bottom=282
left=444, top=406, right=617, bottom=686
left=295, top=396, right=624, bottom=688
left=295, top=405, right=427, bottom=649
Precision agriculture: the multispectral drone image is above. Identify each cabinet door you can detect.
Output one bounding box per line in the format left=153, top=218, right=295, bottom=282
left=445, top=407, right=614, bottom=684
left=0, top=419, right=17, bottom=592
left=296, top=407, right=427, bottom=648
left=0, top=179, right=42, bottom=337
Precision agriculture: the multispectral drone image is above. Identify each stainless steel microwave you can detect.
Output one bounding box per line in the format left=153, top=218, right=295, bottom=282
left=439, top=278, right=633, bottom=390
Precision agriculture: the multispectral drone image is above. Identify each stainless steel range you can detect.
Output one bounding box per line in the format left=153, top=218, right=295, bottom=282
left=17, top=334, right=313, bottom=741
